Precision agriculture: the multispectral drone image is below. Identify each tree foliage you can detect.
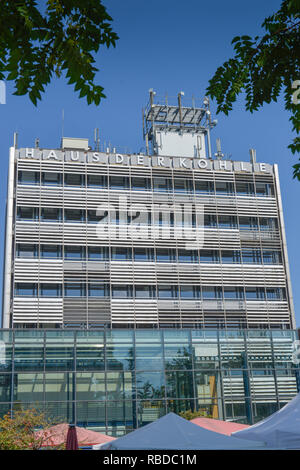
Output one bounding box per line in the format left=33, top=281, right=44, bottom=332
left=0, top=408, right=61, bottom=450
left=206, top=0, right=300, bottom=178
left=179, top=410, right=212, bottom=421
left=0, top=0, right=118, bottom=106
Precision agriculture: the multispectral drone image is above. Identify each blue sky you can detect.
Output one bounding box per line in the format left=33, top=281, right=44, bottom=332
left=1, top=0, right=300, bottom=326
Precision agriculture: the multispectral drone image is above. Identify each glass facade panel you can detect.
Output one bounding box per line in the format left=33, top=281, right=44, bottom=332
left=76, top=372, right=105, bottom=401
left=0, top=329, right=298, bottom=433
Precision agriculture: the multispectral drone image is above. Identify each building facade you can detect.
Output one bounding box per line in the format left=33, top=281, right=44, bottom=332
left=2, top=143, right=295, bottom=330
left=0, top=328, right=299, bottom=435
left=1, top=92, right=297, bottom=431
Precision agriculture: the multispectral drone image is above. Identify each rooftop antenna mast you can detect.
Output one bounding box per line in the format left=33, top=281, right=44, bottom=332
left=94, top=128, right=100, bottom=152
left=203, top=96, right=212, bottom=159
left=62, top=109, right=64, bottom=138
left=215, top=138, right=224, bottom=159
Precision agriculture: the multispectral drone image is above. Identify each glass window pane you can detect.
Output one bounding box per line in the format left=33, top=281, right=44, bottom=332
left=87, top=175, right=107, bottom=187
left=88, top=284, right=107, bottom=297
left=64, top=246, right=85, bottom=259
left=88, top=246, right=108, bottom=260
left=131, top=177, right=149, bottom=191
left=65, top=209, right=84, bottom=222
left=111, top=247, right=132, bottom=261
left=156, top=249, right=176, bottom=262
left=134, top=248, right=154, bottom=261
left=135, top=345, right=163, bottom=370
left=45, top=373, right=73, bottom=401
left=42, top=172, right=61, bottom=185
left=76, top=372, right=105, bottom=401
left=166, top=371, right=194, bottom=398
left=107, top=372, right=133, bottom=400
left=40, top=284, right=61, bottom=297
left=153, top=177, right=172, bottom=192
left=200, top=250, right=220, bottom=263
left=13, top=373, right=44, bottom=402
left=64, top=283, right=86, bottom=297
left=18, top=171, right=38, bottom=185
left=110, top=176, right=129, bottom=190
left=40, top=245, right=61, bottom=258
left=41, top=208, right=61, bottom=221
left=136, top=372, right=165, bottom=399
left=17, top=244, right=37, bottom=258
left=222, top=250, right=241, bottom=263
left=65, top=173, right=84, bottom=186
left=17, top=207, right=37, bottom=220
left=15, top=283, right=36, bottom=296
left=178, top=249, right=198, bottom=263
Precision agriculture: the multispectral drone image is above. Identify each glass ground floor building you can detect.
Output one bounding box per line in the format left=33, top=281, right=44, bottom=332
left=0, top=328, right=299, bottom=437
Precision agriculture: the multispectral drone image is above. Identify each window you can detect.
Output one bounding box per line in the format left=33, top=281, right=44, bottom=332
left=153, top=177, right=172, bottom=192
left=87, top=210, right=100, bottom=224
left=263, top=251, right=282, bottom=264
left=40, top=284, right=62, bottom=297
left=16, top=244, right=37, bottom=258
left=221, top=251, right=241, bottom=264
left=260, top=218, right=278, bottom=231
left=64, top=283, right=86, bottom=297
left=174, top=178, right=192, bottom=193
left=223, top=287, right=244, bottom=299
left=111, top=247, right=132, bottom=261
left=42, top=172, right=61, bottom=186
left=239, top=217, right=258, bottom=230
left=256, top=182, right=274, bottom=197
left=88, top=284, right=107, bottom=297
left=194, top=180, right=214, bottom=194
left=64, top=209, right=84, bottom=222
left=40, top=245, right=61, bottom=258
left=235, top=182, right=255, bottom=196
left=88, top=247, right=108, bottom=260
left=266, top=288, right=286, bottom=300
left=15, top=283, right=37, bottom=296
left=18, top=171, right=38, bottom=185
left=200, top=250, right=220, bottom=263
left=87, top=175, right=107, bottom=188
left=64, top=173, right=84, bottom=186
left=215, top=181, right=234, bottom=194
left=178, top=249, right=198, bottom=263
left=131, top=177, right=150, bottom=191
left=110, top=176, right=129, bottom=190
left=41, top=208, right=61, bottom=221
left=17, top=207, right=37, bottom=220
left=204, top=214, right=217, bottom=227
left=112, top=285, right=133, bottom=298
left=245, top=288, right=265, bottom=300
left=133, top=248, right=154, bottom=262
left=158, top=285, right=178, bottom=299
left=218, top=215, right=237, bottom=229
left=202, top=287, right=222, bottom=299
left=180, top=286, right=200, bottom=299
left=135, top=286, right=155, bottom=298
left=156, top=249, right=176, bottom=262
left=64, top=246, right=85, bottom=259
left=242, top=250, right=262, bottom=264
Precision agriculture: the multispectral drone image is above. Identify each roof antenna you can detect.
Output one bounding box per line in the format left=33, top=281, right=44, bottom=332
left=94, top=128, right=100, bottom=152
left=62, top=109, right=64, bottom=138
left=215, top=138, right=224, bottom=159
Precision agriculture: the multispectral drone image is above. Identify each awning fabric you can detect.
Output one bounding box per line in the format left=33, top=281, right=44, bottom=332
left=35, top=423, right=116, bottom=448
left=99, top=412, right=265, bottom=450
left=191, top=417, right=249, bottom=435
left=232, top=393, right=300, bottom=449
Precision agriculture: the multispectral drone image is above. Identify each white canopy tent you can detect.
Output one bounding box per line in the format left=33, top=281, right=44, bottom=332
left=98, top=413, right=265, bottom=450
left=232, top=393, right=300, bottom=449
